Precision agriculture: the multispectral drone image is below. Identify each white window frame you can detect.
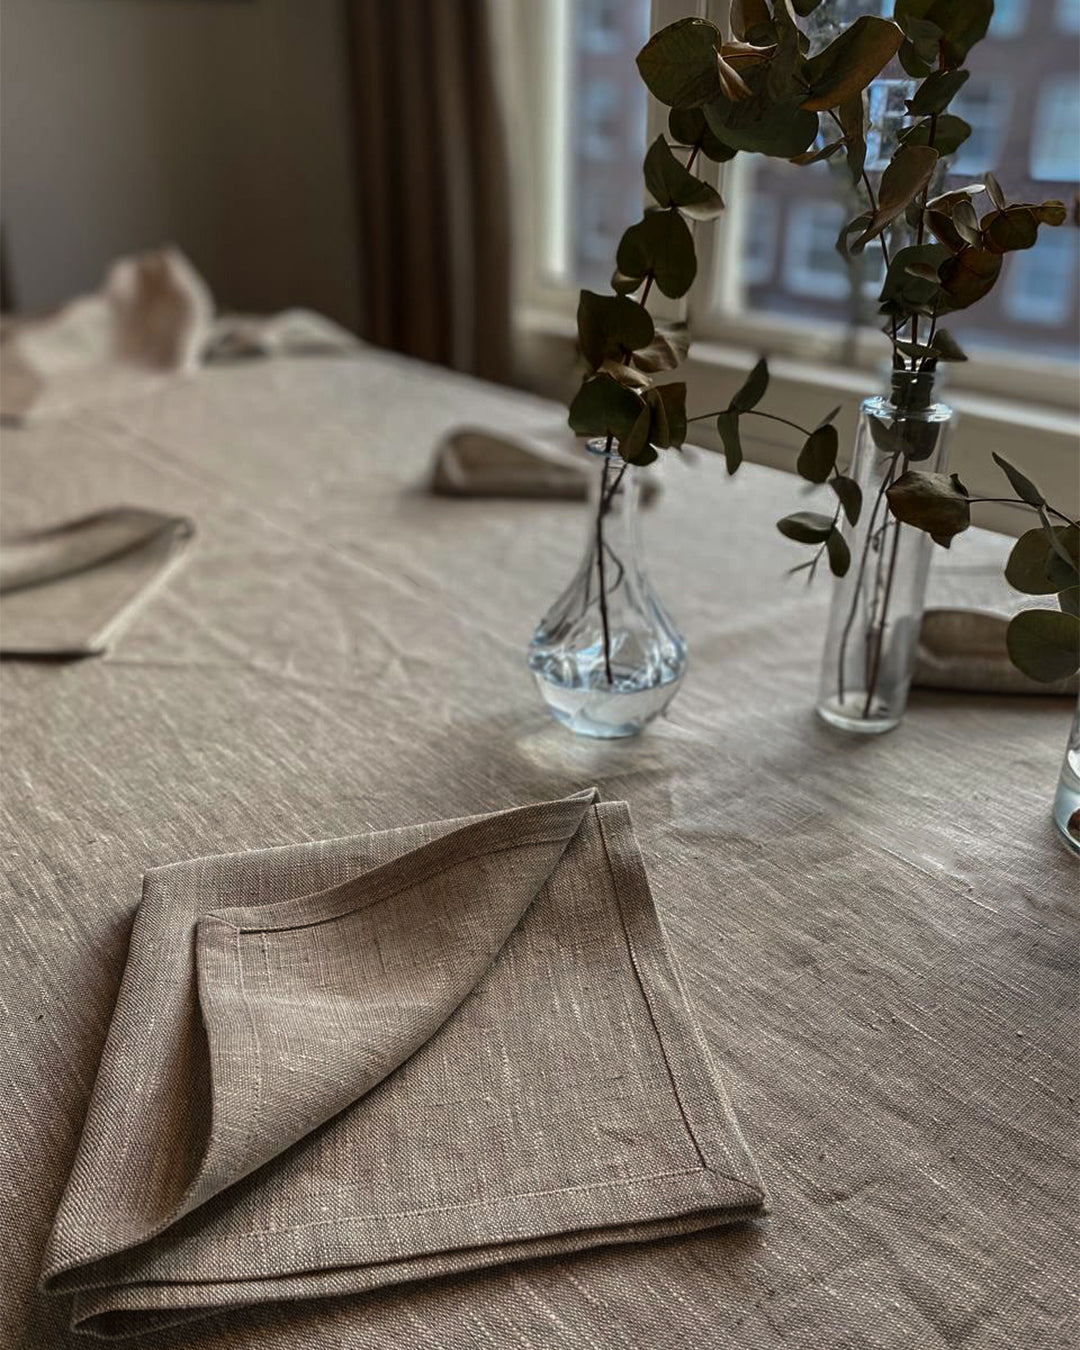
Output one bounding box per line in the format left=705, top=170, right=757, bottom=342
left=508, top=0, right=1079, bottom=534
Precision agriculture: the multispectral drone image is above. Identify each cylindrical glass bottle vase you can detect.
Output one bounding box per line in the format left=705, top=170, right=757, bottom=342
left=817, top=369, right=954, bottom=734
left=1053, top=695, right=1080, bottom=854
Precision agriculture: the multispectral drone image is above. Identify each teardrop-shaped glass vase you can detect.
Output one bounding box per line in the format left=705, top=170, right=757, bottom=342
left=527, top=440, right=686, bottom=738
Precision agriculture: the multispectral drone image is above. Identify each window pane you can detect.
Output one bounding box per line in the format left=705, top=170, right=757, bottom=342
left=565, top=0, right=651, bottom=290
left=724, top=0, right=1080, bottom=362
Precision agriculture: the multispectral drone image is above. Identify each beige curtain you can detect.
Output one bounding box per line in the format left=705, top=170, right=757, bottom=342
left=348, top=0, right=512, bottom=384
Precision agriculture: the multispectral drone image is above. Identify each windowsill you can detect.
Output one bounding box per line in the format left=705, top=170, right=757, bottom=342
left=515, top=305, right=1080, bottom=537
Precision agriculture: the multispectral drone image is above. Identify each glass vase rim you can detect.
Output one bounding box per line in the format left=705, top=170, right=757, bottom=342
left=583, top=437, right=632, bottom=463
left=860, top=390, right=953, bottom=422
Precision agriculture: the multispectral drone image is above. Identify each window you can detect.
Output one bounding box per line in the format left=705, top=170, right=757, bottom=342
left=1057, top=0, right=1080, bottom=35
left=743, top=197, right=778, bottom=287
left=1004, top=230, right=1079, bottom=325
left=783, top=202, right=850, bottom=300
left=991, top=0, right=1027, bottom=37
left=950, top=78, right=1011, bottom=176
left=865, top=79, right=919, bottom=173
left=1031, top=77, right=1080, bottom=181
left=580, top=0, right=623, bottom=53
left=515, top=0, right=1078, bottom=424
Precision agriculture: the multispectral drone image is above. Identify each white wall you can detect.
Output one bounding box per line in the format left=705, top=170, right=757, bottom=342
left=0, top=0, right=360, bottom=328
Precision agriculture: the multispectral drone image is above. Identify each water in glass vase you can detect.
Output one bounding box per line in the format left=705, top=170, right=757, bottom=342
left=528, top=440, right=686, bottom=738
left=817, top=369, right=954, bottom=735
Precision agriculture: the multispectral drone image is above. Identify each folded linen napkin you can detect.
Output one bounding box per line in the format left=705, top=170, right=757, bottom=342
left=915, top=558, right=1077, bottom=696
left=41, top=791, right=765, bottom=1340
left=0, top=508, right=194, bottom=656
left=0, top=250, right=214, bottom=422
left=1, top=250, right=359, bottom=422
left=431, top=427, right=661, bottom=502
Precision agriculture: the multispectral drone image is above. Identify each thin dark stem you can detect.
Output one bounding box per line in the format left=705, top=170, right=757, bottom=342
left=968, top=499, right=1080, bottom=529
left=836, top=451, right=900, bottom=706
left=596, top=443, right=614, bottom=685
left=686, top=408, right=812, bottom=435
left=862, top=496, right=905, bottom=719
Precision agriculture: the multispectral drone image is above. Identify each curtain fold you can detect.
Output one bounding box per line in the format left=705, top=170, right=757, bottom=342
left=348, top=0, right=512, bottom=383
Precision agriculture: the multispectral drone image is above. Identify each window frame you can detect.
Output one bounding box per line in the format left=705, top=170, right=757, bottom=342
left=509, top=0, right=1079, bottom=534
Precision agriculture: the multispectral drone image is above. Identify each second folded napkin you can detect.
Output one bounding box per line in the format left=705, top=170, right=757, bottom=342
left=0, top=507, right=194, bottom=656
left=42, top=791, right=765, bottom=1340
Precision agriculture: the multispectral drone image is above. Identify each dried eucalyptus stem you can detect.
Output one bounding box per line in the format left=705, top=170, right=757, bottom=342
left=566, top=2, right=1076, bottom=697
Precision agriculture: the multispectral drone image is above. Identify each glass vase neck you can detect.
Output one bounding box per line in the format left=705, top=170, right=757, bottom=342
left=887, top=366, right=939, bottom=414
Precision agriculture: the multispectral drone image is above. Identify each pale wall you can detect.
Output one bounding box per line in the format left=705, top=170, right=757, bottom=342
left=0, top=0, right=360, bottom=328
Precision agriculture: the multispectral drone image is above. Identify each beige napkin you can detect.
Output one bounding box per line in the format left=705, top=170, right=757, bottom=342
left=431, top=428, right=661, bottom=502
left=915, top=559, right=1077, bottom=696
left=41, top=791, right=765, bottom=1340
left=0, top=250, right=214, bottom=422
left=0, top=251, right=360, bottom=422
left=1, top=508, right=194, bottom=656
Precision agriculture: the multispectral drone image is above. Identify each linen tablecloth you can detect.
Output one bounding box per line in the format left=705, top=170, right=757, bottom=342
left=2, top=348, right=1076, bottom=1350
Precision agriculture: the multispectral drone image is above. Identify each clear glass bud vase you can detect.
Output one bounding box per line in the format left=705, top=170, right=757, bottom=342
left=817, top=369, right=954, bottom=734
left=1053, top=695, right=1080, bottom=854
left=528, top=439, right=686, bottom=738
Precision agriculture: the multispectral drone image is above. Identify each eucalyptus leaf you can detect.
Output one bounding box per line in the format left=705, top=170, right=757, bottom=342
left=801, top=16, right=904, bottom=112
left=619, top=403, right=654, bottom=464
left=991, top=452, right=1044, bottom=508
left=898, top=113, right=972, bottom=158
left=984, top=170, right=1005, bottom=210
left=616, top=211, right=697, bottom=299
left=568, top=374, right=645, bottom=441
left=576, top=290, right=655, bottom=370
left=646, top=382, right=688, bottom=449
left=831, top=475, right=862, bottom=525
left=1005, top=609, right=1080, bottom=683
left=715, top=410, right=743, bottom=473
left=1044, top=520, right=1080, bottom=586
left=894, top=0, right=993, bottom=67
left=852, top=145, right=939, bottom=252
left=837, top=92, right=867, bottom=185
left=705, top=86, right=819, bottom=158
left=1060, top=587, right=1080, bottom=618
left=930, top=327, right=967, bottom=361
left=826, top=528, right=851, bottom=577
left=667, top=106, right=738, bottom=162
left=796, top=424, right=839, bottom=483
left=643, top=136, right=725, bottom=220
left=630, top=322, right=690, bottom=374
left=792, top=0, right=824, bottom=15
left=729, top=0, right=771, bottom=41
left=1033, top=200, right=1068, bottom=226
left=868, top=415, right=909, bottom=455
left=981, top=207, right=1038, bottom=254
left=777, top=511, right=835, bottom=544
left=1004, top=527, right=1077, bottom=595
left=837, top=211, right=874, bottom=259
left=729, top=357, right=769, bottom=413
left=938, top=246, right=1002, bottom=310
left=636, top=18, right=724, bottom=109
left=886, top=469, right=971, bottom=543
left=907, top=69, right=969, bottom=117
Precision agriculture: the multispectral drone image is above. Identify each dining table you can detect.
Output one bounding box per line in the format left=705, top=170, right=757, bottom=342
left=2, top=346, right=1075, bottom=1350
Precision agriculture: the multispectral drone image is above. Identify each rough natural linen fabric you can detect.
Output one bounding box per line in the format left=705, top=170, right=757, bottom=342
left=2, top=351, right=1076, bottom=1350
left=42, top=790, right=763, bottom=1339
left=0, top=508, right=194, bottom=656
